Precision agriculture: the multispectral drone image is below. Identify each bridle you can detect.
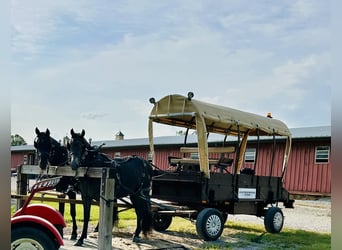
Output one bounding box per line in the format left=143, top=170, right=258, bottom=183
left=35, top=134, right=69, bottom=168
left=34, top=136, right=52, bottom=164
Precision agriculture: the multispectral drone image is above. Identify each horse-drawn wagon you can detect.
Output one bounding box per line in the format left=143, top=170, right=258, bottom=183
left=148, top=92, right=294, bottom=241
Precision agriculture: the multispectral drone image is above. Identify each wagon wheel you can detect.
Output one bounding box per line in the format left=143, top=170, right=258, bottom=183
left=152, top=212, right=173, bottom=231
left=196, top=208, right=224, bottom=241
left=11, top=226, right=59, bottom=250
left=264, top=207, right=284, bottom=233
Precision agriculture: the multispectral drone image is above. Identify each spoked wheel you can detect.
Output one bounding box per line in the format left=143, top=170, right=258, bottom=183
left=196, top=208, right=224, bottom=241
left=152, top=212, right=173, bottom=231
left=264, top=207, right=284, bottom=233
left=11, top=226, right=59, bottom=250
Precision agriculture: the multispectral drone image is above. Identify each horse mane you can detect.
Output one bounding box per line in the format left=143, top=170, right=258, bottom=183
left=49, top=135, right=62, bottom=148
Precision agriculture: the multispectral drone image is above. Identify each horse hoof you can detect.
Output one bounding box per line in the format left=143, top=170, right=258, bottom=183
left=132, top=236, right=141, bottom=243
left=74, top=240, right=83, bottom=246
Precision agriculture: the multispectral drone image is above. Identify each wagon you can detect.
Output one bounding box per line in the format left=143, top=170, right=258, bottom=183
left=148, top=92, right=294, bottom=241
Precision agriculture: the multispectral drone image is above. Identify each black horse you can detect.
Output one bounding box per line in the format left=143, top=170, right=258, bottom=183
left=68, top=128, right=153, bottom=246
left=34, top=127, right=79, bottom=240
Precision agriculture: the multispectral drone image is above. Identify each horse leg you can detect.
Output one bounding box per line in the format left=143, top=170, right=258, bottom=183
left=74, top=197, right=91, bottom=246
left=131, top=194, right=153, bottom=242
left=141, top=199, right=153, bottom=238
left=57, top=195, right=65, bottom=238
left=58, top=194, right=66, bottom=216
left=94, top=222, right=99, bottom=233
left=67, top=190, right=78, bottom=240
left=113, top=204, right=119, bottom=226
left=130, top=196, right=144, bottom=242
left=94, top=200, right=118, bottom=233
left=132, top=209, right=142, bottom=242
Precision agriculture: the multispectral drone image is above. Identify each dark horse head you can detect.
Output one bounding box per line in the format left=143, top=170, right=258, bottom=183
left=34, top=127, right=69, bottom=169
left=68, top=128, right=112, bottom=170
left=68, top=128, right=92, bottom=170
left=68, top=128, right=153, bottom=246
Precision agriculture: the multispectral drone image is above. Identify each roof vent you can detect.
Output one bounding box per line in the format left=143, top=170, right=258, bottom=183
left=115, top=131, right=124, bottom=140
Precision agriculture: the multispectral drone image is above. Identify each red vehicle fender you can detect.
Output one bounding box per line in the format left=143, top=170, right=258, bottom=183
left=13, top=204, right=66, bottom=227
left=11, top=215, right=64, bottom=246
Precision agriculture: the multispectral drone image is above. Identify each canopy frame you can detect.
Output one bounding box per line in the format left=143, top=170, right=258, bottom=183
left=148, top=93, right=292, bottom=179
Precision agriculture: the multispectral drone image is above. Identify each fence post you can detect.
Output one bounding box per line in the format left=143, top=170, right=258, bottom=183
left=16, top=164, right=27, bottom=209
left=98, top=168, right=115, bottom=250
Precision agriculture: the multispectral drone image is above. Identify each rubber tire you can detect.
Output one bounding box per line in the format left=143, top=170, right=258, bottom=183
left=11, top=226, right=59, bottom=250
left=196, top=208, right=224, bottom=241
left=264, top=207, right=284, bottom=233
left=152, top=212, right=173, bottom=231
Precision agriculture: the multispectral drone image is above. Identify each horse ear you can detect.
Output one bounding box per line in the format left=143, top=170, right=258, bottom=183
left=81, top=129, right=85, bottom=137
left=35, top=127, right=40, bottom=135
left=71, top=128, right=75, bottom=137
left=46, top=128, right=50, bottom=136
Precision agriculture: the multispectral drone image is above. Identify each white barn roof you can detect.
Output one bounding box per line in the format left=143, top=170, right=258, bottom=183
left=11, top=125, right=330, bottom=152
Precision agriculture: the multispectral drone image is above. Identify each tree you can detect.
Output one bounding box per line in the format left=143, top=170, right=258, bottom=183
left=176, top=130, right=186, bottom=136
left=11, top=134, right=27, bottom=146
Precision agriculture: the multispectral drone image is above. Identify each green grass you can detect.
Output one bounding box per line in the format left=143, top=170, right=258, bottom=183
left=12, top=200, right=331, bottom=249
left=200, top=221, right=331, bottom=250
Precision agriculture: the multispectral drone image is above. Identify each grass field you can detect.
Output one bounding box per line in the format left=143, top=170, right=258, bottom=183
left=11, top=200, right=331, bottom=249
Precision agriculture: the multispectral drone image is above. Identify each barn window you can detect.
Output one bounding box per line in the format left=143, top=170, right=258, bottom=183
left=244, top=148, right=256, bottom=162
left=190, top=153, right=199, bottom=159
left=315, top=146, right=329, bottom=163
left=114, top=152, right=121, bottom=158
left=28, top=153, right=35, bottom=165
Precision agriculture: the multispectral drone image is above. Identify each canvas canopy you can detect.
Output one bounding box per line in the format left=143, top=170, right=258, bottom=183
left=148, top=94, right=292, bottom=178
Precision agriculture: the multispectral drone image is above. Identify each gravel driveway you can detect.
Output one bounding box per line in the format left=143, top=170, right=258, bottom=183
left=59, top=198, right=331, bottom=249
left=229, top=198, right=331, bottom=233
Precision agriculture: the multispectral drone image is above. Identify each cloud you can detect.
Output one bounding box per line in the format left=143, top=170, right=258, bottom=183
left=81, top=112, right=109, bottom=120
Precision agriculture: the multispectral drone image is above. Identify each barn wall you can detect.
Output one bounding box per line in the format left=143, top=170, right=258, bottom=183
left=11, top=152, right=25, bottom=169
left=284, top=139, right=331, bottom=195
left=11, top=151, right=36, bottom=170
left=242, top=139, right=331, bottom=195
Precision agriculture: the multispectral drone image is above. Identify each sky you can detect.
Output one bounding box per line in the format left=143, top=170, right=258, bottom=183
left=10, top=0, right=331, bottom=145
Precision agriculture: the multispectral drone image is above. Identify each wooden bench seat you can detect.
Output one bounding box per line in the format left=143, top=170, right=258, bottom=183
left=169, top=157, right=219, bottom=165
left=179, top=146, right=235, bottom=154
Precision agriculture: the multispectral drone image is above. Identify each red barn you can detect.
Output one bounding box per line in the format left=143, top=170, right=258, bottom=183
left=11, top=126, right=331, bottom=196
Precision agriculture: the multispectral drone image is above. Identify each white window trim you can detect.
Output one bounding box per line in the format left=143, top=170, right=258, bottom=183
left=244, top=148, right=256, bottom=163
left=315, top=146, right=330, bottom=163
